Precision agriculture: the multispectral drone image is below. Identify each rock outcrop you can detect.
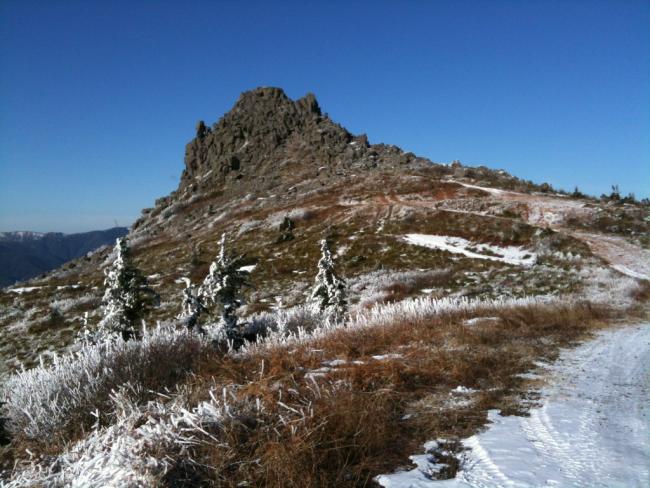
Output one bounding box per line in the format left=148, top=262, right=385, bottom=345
left=178, top=87, right=427, bottom=197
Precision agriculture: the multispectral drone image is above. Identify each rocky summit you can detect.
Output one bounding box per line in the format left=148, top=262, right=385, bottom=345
left=180, top=87, right=424, bottom=193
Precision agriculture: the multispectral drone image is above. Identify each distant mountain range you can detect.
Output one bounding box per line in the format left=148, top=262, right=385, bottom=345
left=0, top=227, right=128, bottom=288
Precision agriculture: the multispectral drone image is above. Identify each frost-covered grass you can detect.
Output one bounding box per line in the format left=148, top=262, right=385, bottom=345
left=185, top=298, right=613, bottom=486
left=349, top=268, right=453, bottom=309
left=0, top=289, right=624, bottom=486
left=1, top=202, right=647, bottom=484
left=1, top=324, right=204, bottom=444
left=3, top=385, right=255, bottom=487
left=247, top=303, right=325, bottom=336
left=49, top=294, right=98, bottom=314
left=239, top=294, right=564, bottom=356
left=2, top=286, right=622, bottom=449
left=577, top=265, right=644, bottom=309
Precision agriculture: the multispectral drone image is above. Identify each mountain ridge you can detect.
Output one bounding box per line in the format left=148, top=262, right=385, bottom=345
left=0, top=227, right=128, bottom=288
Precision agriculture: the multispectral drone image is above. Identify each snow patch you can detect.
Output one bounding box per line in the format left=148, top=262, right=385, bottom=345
left=372, top=353, right=403, bottom=361
left=322, top=359, right=347, bottom=367
left=452, top=181, right=507, bottom=196
left=7, top=286, right=43, bottom=294
left=403, top=234, right=536, bottom=266
left=451, top=386, right=477, bottom=394
left=376, top=440, right=451, bottom=488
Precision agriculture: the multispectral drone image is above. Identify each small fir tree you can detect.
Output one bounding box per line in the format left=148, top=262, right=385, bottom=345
left=178, top=278, right=206, bottom=331
left=311, top=239, right=347, bottom=321
left=198, top=234, right=251, bottom=340
left=97, top=238, right=157, bottom=341
left=572, top=186, right=585, bottom=199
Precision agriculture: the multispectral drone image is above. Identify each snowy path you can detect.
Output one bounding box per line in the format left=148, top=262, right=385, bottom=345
left=571, top=232, right=650, bottom=281
left=377, top=323, right=650, bottom=488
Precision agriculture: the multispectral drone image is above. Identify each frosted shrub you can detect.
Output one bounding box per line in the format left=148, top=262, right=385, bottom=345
left=247, top=303, right=325, bottom=337
left=310, top=239, right=347, bottom=321
left=4, top=386, right=258, bottom=487
left=1, top=324, right=204, bottom=442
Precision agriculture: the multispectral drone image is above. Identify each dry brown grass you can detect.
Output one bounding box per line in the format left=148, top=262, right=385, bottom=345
left=379, top=271, right=454, bottom=304
left=162, top=300, right=612, bottom=487
left=630, top=279, right=650, bottom=303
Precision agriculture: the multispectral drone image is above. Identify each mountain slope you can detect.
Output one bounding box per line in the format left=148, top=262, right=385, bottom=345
left=0, top=88, right=647, bottom=377
left=0, top=87, right=649, bottom=486
left=0, top=88, right=647, bottom=376
left=0, top=227, right=128, bottom=288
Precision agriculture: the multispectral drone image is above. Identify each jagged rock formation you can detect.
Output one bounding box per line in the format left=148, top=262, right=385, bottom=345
left=131, top=87, right=437, bottom=237
left=179, top=87, right=427, bottom=195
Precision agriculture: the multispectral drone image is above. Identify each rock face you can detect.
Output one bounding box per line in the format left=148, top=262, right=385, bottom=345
left=178, top=87, right=427, bottom=197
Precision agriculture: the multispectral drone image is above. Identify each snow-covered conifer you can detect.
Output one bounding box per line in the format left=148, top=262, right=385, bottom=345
left=178, top=278, right=205, bottom=331
left=96, top=238, right=157, bottom=341
left=311, top=239, right=347, bottom=321
left=198, top=234, right=251, bottom=340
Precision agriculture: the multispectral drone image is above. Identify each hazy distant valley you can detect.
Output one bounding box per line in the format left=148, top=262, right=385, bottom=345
left=0, top=228, right=128, bottom=288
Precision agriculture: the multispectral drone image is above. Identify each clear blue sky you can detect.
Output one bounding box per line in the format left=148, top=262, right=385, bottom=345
left=1, top=0, right=648, bottom=233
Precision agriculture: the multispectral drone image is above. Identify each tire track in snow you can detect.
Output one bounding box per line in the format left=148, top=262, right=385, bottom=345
left=457, top=437, right=515, bottom=487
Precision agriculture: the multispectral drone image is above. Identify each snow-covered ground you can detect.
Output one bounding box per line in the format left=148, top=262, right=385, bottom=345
left=452, top=181, right=509, bottom=197
left=403, top=234, right=537, bottom=266
left=377, top=322, right=650, bottom=488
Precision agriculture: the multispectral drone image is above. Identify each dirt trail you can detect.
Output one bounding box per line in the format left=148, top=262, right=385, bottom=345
left=570, top=231, right=650, bottom=281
